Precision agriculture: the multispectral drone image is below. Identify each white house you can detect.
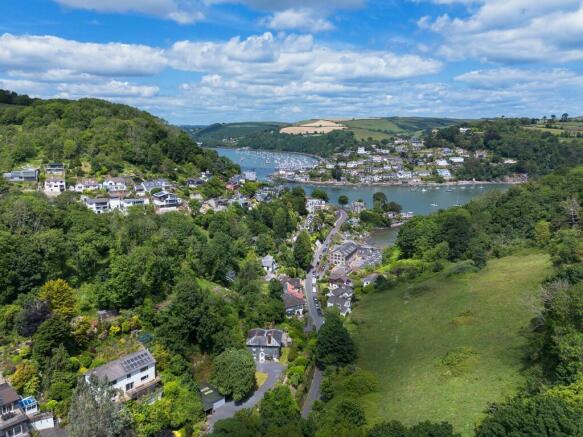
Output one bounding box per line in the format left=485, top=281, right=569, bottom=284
left=102, top=177, right=129, bottom=192
left=84, top=198, right=111, bottom=214
left=262, top=255, right=277, bottom=273
left=437, top=169, right=452, bottom=179
left=85, top=349, right=159, bottom=402
left=152, top=191, right=182, bottom=209
left=44, top=176, right=66, bottom=194
left=243, top=171, right=257, bottom=182
left=449, top=157, right=465, bottom=164
left=435, top=159, right=449, bottom=167
left=306, top=198, right=326, bottom=213
left=74, top=178, right=101, bottom=192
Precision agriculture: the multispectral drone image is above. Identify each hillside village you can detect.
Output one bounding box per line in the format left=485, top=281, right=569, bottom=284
left=274, top=127, right=526, bottom=185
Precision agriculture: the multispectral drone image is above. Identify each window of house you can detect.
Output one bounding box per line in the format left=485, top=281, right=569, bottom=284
left=7, top=424, right=23, bottom=437
left=126, top=373, right=131, bottom=379
left=140, top=366, right=148, bottom=372
left=125, top=382, right=134, bottom=391
left=141, top=375, right=148, bottom=381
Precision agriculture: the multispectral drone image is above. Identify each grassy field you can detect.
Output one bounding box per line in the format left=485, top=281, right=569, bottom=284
left=344, top=117, right=462, bottom=140
left=352, top=251, right=551, bottom=436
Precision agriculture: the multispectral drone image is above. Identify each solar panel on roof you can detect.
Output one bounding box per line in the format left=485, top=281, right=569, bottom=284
left=121, top=351, right=151, bottom=372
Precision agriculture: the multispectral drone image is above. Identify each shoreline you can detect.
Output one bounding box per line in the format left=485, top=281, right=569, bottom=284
left=282, top=179, right=524, bottom=188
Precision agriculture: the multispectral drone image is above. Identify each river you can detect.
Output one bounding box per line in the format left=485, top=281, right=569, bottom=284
left=211, top=146, right=319, bottom=181
left=212, top=147, right=511, bottom=248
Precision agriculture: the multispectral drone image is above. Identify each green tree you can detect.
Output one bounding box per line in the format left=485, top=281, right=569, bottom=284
left=259, top=385, right=302, bottom=436
left=211, top=349, right=256, bottom=401
left=32, top=316, right=74, bottom=363
left=534, top=220, right=551, bottom=246
left=38, top=278, right=76, bottom=319
left=338, top=195, right=349, bottom=208
left=475, top=396, right=583, bottom=437
left=10, top=361, right=40, bottom=396
left=312, top=189, right=329, bottom=202
left=68, top=376, right=134, bottom=437
left=293, top=231, right=313, bottom=271
left=367, top=420, right=407, bottom=437
left=316, top=312, right=357, bottom=369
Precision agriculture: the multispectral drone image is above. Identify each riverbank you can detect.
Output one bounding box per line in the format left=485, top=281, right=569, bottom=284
left=282, top=178, right=524, bottom=188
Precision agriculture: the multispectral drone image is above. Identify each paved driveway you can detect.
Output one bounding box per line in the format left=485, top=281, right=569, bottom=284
left=207, top=362, right=284, bottom=429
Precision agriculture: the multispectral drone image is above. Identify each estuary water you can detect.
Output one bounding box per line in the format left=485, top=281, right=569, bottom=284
left=212, top=147, right=511, bottom=248
left=212, top=146, right=319, bottom=181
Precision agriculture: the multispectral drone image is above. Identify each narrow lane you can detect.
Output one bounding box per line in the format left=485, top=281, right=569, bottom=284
left=302, top=209, right=347, bottom=417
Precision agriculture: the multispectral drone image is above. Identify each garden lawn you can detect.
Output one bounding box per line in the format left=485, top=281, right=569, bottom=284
left=352, top=251, right=551, bottom=436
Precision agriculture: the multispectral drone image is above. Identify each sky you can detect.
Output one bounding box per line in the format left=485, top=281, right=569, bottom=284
left=1, top=0, right=583, bottom=124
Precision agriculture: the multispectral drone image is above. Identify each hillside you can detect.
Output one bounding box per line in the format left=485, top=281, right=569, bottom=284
left=344, top=116, right=463, bottom=140
left=191, top=121, right=289, bottom=143
left=353, top=251, right=551, bottom=435
left=0, top=91, right=239, bottom=179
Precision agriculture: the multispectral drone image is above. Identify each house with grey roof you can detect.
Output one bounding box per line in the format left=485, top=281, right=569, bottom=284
left=3, top=168, right=39, bottom=183
left=327, top=294, right=352, bottom=317
left=85, top=349, right=159, bottom=402
left=363, top=273, right=380, bottom=287
left=246, top=329, right=290, bottom=362
left=261, top=255, right=277, bottom=273
left=44, top=163, right=65, bottom=176
left=330, top=242, right=358, bottom=267
left=0, top=383, right=28, bottom=437
left=199, top=383, right=225, bottom=414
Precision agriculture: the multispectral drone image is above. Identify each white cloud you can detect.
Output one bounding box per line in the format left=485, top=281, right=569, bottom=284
left=263, top=9, right=334, bottom=33
left=57, top=80, right=160, bottom=98
left=168, top=32, right=442, bottom=81
left=0, top=33, right=166, bottom=76
left=54, top=0, right=204, bottom=24
left=420, top=0, right=583, bottom=63
left=206, top=0, right=363, bottom=11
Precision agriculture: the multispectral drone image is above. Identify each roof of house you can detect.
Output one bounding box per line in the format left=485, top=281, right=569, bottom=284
left=330, top=285, right=354, bottom=298
left=200, top=383, right=224, bottom=412
left=329, top=267, right=350, bottom=282
left=331, top=241, right=358, bottom=258
left=86, top=349, right=155, bottom=383
left=283, top=293, right=304, bottom=309
left=281, top=277, right=303, bottom=300
left=327, top=295, right=350, bottom=309
left=363, top=273, right=379, bottom=283
left=246, top=328, right=286, bottom=348
left=262, top=255, right=275, bottom=268
left=0, top=383, right=20, bottom=407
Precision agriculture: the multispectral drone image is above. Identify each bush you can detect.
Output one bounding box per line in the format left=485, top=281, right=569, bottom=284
left=444, top=260, right=479, bottom=277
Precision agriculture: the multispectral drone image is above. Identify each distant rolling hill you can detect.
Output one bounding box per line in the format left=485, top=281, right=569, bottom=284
left=343, top=117, right=465, bottom=140
left=188, top=122, right=289, bottom=142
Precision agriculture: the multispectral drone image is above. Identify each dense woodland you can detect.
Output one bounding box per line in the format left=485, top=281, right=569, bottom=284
left=0, top=92, right=238, bottom=179
left=215, top=130, right=359, bottom=156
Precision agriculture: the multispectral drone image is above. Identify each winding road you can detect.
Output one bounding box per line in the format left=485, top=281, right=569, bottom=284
left=301, top=209, right=347, bottom=417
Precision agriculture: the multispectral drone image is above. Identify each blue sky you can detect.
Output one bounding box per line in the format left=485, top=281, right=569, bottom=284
left=1, top=0, right=583, bottom=124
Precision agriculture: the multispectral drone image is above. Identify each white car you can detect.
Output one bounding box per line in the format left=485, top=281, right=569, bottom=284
left=312, top=285, right=317, bottom=293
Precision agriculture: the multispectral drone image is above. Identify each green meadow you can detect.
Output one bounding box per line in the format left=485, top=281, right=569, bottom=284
left=352, top=252, right=551, bottom=436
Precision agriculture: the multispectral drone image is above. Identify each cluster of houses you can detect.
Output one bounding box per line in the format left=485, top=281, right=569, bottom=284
left=273, top=131, right=516, bottom=185
left=0, top=381, right=57, bottom=437
left=3, top=163, right=67, bottom=196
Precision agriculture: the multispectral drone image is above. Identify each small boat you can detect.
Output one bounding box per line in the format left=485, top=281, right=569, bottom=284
left=431, top=203, right=439, bottom=207
left=421, top=188, right=427, bottom=192
left=446, top=188, right=453, bottom=192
